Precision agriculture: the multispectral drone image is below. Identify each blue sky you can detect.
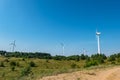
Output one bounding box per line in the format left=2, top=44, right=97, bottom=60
left=0, top=0, right=120, bottom=56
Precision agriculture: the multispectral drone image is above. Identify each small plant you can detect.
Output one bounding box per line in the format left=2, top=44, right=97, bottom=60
left=0, top=61, right=5, bottom=67
left=116, top=58, right=120, bottom=63
left=21, top=66, right=31, bottom=76
left=77, top=78, right=80, bottom=80
left=46, top=59, right=49, bottom=63
left=22, top=58, right=25, bottom=61
left=11, top=66, right=15, bottom=71
left=16, top=62, right=20, bottom=67
left=84, top=60, right=98, bottom=67
left=29, top=61, right=36, bottom=67
left=10, top=61, right=16, bottom=66
left=86, top=72, right=96, bottom=75
left=71, top=63, right=77, bottom=69
left=1, top=72, right=5, bottom=77
left=4, top=58, right=9, bottom=62
left=111, top=61, right=116, bottom=64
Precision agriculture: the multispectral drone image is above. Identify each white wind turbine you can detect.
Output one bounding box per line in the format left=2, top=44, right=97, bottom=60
left=61, top=43, right=64, bottom=55
left=96, top=30, right=101, bottom=54
left=10, top=40, right=16, bottom=52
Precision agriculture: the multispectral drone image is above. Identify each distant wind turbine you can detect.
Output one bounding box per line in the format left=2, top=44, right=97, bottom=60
left=10, top=40, right=16, bottom=52
left=61, top=43, right=64, bottom=55
left=83, top=48, right=87, bottom=55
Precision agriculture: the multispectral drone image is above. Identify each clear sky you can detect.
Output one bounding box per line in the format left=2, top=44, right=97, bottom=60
left=0, top=0, right=120, bottom=56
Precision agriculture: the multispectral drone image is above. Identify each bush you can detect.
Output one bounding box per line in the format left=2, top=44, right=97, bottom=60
left=1, top=72, right=5, bottom=77
left=53, top=55, right=66, bottom=60
left=111, top=61, right=116, bottom=64
left=80, top=54, right=89, bottom=60
left=77, top=78, right=80, bottom=80
left=11, top=66, right=15, bottom=71
left=108, top=55, right=116, bottom=61
left=46, top=59, right=49, bottom=63
left=67, top=55, right=80, bottom=61
left=10, top=61, right=16, bottom=66
left=29, top=61, right=36, bottom=67
left=116, top=58, right=120, bottom=64
left=21, top=66, right=31, bottom=76
left=22, top=58, right=25, bottom=61
left=0, top=62, right=5, bottom=67
left=71, top=63, right=77, bottom=69
left=91, top=54, right=107, bottom=60
left=4, top=59, right=9, bottom=62
left=16, top=62, right=20, bottom=67
left=97, top=58, right=105, bottom=64
left=84, top=60, right=98, bottom=67
left=90, top=54, right=105, bottom=64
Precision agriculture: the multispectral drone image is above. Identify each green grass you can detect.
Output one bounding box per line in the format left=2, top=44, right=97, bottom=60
left=0, top=56, right=119, bottom=80
left=0, top=56, right=85, bottom=80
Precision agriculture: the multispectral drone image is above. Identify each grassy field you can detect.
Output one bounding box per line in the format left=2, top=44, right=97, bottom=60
left=0, top=56, right=86, bottom=80
left=0, top=55, right=119, bottom=80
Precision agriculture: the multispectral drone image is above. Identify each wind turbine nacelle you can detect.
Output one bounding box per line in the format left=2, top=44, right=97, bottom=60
left=96, top=32, right=101, bottom=35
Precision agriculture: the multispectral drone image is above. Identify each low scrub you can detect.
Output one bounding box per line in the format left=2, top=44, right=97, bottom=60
left=84, top=60, right=98, bottom=67
left=21, top=66, right=32, bottom=76
left=0, top=61, right=5, bottom=67
left=10, top=61, right=16, bottom=66
left=71, top=63, right=79, bottom=69
left=29, top=61, right=36, bottom=67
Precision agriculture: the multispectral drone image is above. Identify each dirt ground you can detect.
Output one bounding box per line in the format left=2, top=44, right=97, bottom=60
left=39, top=66, right=120, bottom=80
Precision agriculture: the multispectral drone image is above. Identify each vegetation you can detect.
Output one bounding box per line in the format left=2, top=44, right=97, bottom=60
left=29, top=61, right=36, bottom=67
left=21, top=66, right=32, bottom=76
left=0, top=50, right=120, bottom=80
left=0, top=61, right=5, bottom=67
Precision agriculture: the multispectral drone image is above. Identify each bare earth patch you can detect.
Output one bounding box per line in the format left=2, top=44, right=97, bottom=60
left=38, top=67, right=120, bottom=80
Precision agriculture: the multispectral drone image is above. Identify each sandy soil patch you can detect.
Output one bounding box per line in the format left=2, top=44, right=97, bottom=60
left=38, top=67, right=120, bottom=80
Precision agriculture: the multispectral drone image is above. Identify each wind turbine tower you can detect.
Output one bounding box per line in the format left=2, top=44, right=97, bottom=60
left=96, top=31, right=101, bottom=54
left=61, top=43, right=64, bottom=55
left=83, top=48, right=87, bottom=55
left=10, top=40, right=16, bottom=52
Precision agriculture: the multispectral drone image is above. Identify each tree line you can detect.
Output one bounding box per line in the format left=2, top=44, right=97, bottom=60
left=1, top=50, right=120, bottom=67
left=0, top=50, right=93, bottom=60
left=0, top=51, right=51, bottom=59
left=0, top=50, right=120, bottom=61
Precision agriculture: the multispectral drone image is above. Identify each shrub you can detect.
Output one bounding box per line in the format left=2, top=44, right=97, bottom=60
left=46, top=59, right=49, bottom=63
left=97, top=58, right=105, bottom=64
left=111, top=61, right=116, bottom=64
left=117, top=58, right=120, bottom=62
left=67, top=55, right=80, bottom=61
left=84, top=60, right=98, bottom=67
left=71, top=63, right=77, bottom=69
left=10, top=61, right=16, bottom=66
left=0, top=62, right=5, bottom=67
left=11, top=66, right=15, bottom=71
left=21, top=66, right=31, bottom=76
left=1, top=72, right=5, bottom=77
left=16, top=62, right=20, bottom=67
left=77, top=78, right=80, bottom=80
left=29, top=61, right=36, bottom=67
left=22, top=58, right=25, bottom=61
left=80, top=54, right=89, bottom=60
left=91, top=54, right=107, bottom=60
left=108, top=55, right=116, bottom=61
left=4, top=59, right=9, bottom=62
left=53, top=55, right=66, bottom=60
